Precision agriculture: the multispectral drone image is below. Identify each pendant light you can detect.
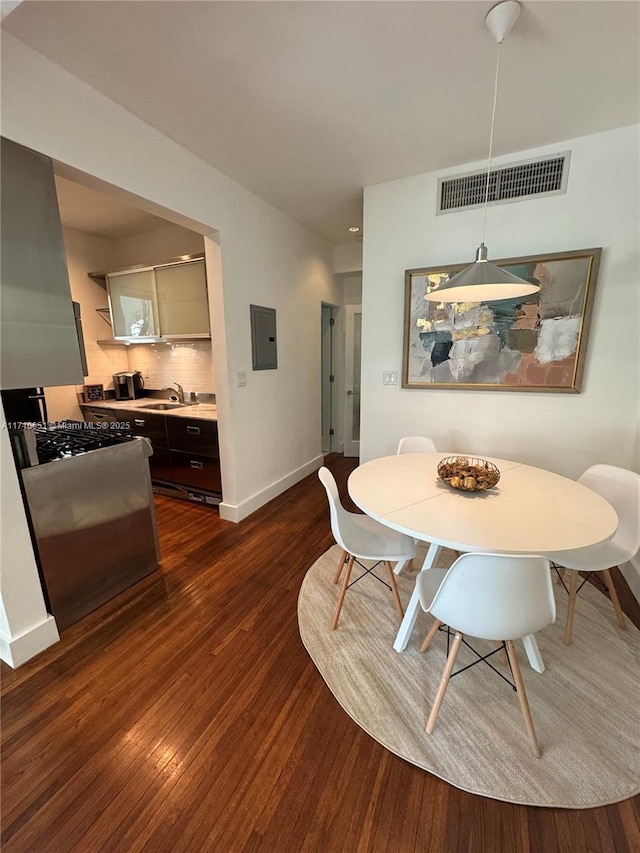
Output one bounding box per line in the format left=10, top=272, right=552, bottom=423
left=424, top=1, right=540, bottom=304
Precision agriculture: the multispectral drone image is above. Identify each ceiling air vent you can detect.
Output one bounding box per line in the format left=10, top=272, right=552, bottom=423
left=437, top=152, right=570, bottom=214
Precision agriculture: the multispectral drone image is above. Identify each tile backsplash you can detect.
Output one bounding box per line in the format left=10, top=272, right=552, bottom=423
left=85, top=342, right=129, bottom=389
left=127, top=342, right=215, bottom=393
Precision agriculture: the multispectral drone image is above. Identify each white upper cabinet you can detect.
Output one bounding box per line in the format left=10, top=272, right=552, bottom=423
left=156, top=260, right=209, bottom=337
left=106, top=258, right=209, bottom=341
left=107, top=269, right=159, bottom=339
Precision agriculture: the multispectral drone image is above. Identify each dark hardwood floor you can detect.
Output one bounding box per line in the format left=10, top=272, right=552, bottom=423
left=2, top=453, right=639, bottom=852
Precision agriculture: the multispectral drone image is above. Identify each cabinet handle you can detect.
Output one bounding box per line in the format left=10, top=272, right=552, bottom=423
left=94, top=413, right=108, bottom=419
left=187, top=426, right=201, bottom=435
left=134, top=419, right=145, bottom=426
left=190, top=460, right=203, bottom=469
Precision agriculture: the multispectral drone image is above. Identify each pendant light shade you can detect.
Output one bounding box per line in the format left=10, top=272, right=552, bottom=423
left=423, top=243, right=540, bottom=303
left=426, top=1, right=540, bottom=305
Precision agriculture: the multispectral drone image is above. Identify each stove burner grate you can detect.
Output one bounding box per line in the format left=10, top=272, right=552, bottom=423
left=33, top=424, right=135, bottom=464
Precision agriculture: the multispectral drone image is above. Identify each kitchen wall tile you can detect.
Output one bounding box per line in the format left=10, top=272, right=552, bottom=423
left=85, top=342, right=129, bottom=390
left=127, top=342, right=215, bottom=393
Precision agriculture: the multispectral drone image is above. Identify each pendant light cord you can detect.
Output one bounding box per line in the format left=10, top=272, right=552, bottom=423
left=481, top=42, right=501, bottom=247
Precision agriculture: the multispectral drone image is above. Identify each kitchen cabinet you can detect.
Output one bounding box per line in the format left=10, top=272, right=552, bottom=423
left=82, top=405, right=119, bottom=424
left=156, top=261, right=209, bottom=337
left=105, top=258, right=209, bottom=341
left=81, top=406, right=221, bottom=502
left=81, top=405, right=170, bottom=480
left=167, top=417, right=221, bottom=495
left=1, top=138, right=84, bottom=390
left=169, top=450, right=222, bottom=494
left=107, top=269, right=160, bottom=339
left=129, top=412, right=172, bottom=482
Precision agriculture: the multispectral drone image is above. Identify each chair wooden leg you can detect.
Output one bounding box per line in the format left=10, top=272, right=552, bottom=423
left=333, top=549, right=348, bottom=584
left=565, top=569, right=580, bottom=646
left=385, top=561, right=405, bottom=619
left=426, top=631, right=463, bottom=734
left=601, top=568, right=627, bottom=631
left=420, top=618, right=443, bottom=652
left=505, top=640, right=541, bottom=757
left=331, top=555, right=354, bottom=630
left=405, top=558, right=415, bottom=573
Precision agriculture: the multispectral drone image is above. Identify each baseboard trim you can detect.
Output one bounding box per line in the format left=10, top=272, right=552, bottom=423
left=0, top=614, right=60, bottom=669
left=219, top=455, right=324, bottom=523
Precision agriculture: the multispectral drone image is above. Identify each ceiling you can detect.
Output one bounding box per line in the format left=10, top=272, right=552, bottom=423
left=54, top=175, right=172, bottom=239
left=4, top=1, right=639, bottom=244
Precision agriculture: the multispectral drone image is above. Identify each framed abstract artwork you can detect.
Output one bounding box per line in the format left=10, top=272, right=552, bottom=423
left=402, top=247, right=602, bottom=392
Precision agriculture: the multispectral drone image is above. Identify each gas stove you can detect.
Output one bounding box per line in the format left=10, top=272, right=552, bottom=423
left=32, top=422, right=135, bottom=465
left=15, top=420, right=158, bottom=633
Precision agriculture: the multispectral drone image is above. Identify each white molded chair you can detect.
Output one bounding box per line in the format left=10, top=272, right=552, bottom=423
left=549, top=464, right=640, bottom=645
left=318, top=467, right=416, bottom=630
left=417, top=553, right=555, bottom=757
left=397, top=436, right=437, bottom=454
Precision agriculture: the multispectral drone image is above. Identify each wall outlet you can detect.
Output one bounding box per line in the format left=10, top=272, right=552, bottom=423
left=383, top=370, right=398, bottom=386
left=143, top=368, right=150, bottom=379
left=237, top=371, right=247, bottom=387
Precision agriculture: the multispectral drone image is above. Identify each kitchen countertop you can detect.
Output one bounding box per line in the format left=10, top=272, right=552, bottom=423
left=79, top=398, right=218, bottom=421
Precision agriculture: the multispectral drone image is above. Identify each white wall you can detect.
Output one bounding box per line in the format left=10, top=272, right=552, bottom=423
left=109, top=223, right=204, bottom=269
left=45, top=227, right=129, bottom=422
left=361, top=126, right=640, bottom=480
left=334, top=241, right=363, bottom=274
left=0, top=418, right=59, bottom=667
left=342, top=272, right=362, bottom=307
left=1, top=32, right=340, bottom=664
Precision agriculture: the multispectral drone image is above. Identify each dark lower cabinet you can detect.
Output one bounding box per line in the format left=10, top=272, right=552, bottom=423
left=148, top=446, right=173, bottom=482
left=167, top=417, right=219, bottom=457
left=170, top=450, right=222, bottom=493
left=166, top=418, right=220, bottom=497
left=81, top=405, right=222, bottom=503
left=130, top=412, right=169, bottom=447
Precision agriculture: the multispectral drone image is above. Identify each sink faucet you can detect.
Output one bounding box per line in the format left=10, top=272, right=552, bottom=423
left=162, top=382, right=184, bottom=403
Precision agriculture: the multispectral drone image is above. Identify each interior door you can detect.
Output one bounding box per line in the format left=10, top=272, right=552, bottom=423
left=343, top=304, right=361, bottom=458
left=321, top=305, right=336, bottom=454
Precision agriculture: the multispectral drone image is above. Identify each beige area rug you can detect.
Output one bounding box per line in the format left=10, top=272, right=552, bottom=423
left=298, top=544, right=640, bottom=808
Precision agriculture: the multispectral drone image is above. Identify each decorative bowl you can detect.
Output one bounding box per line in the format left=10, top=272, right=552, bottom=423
left=437, top=456, right=500, bottom=492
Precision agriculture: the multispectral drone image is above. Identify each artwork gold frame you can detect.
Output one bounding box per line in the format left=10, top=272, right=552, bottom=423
left=402, top=248, right=601, bottom=393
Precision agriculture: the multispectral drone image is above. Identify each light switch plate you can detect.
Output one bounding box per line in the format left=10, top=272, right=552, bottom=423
left=383, top=370, right=398, bottom=386
left=237, top=371, right=247, bottom=387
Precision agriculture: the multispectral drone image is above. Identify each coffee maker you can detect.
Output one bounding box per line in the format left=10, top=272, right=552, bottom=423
left=113, top=371, right=144, bottom=400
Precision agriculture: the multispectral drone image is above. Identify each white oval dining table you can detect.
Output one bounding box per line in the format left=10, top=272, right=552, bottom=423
left=348, top=452, right=619, bottom=672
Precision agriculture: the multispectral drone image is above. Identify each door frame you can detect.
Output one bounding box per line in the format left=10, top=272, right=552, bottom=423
left=321, top=303, right=341, bottom=454
left=343, top=303, right=362, bottom=458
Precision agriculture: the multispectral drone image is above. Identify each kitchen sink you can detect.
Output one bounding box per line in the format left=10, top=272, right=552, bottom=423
left=140, top=402, right=187, bottom=410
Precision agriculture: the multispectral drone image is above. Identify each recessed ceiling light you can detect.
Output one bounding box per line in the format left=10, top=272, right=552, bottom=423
left=348, top=226, right=360, bottom=233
